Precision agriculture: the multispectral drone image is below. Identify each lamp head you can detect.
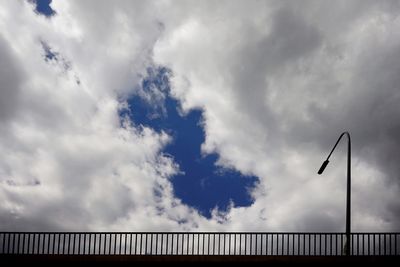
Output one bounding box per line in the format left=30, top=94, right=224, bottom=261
left=318, top=160, right=329, bottom=174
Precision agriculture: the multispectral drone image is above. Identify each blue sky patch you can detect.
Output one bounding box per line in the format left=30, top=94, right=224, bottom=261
left=30, top=0, right=55, bottom=17
left=123, top=67, right=259, bottom=218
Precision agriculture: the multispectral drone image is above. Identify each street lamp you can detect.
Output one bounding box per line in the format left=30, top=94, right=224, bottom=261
left=317, top=131, right=351, bottom=256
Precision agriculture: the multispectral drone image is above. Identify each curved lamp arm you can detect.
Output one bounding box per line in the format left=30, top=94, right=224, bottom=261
left=318, top=132, right=351, bottom=174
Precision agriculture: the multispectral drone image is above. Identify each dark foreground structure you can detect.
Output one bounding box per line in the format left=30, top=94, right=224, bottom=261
left=1, top=232, right=399, bottom=264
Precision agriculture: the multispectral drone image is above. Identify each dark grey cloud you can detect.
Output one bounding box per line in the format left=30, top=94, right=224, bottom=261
left=0, top=35, right=23, bottom=123
left=155, top=0, right=400, bottom=231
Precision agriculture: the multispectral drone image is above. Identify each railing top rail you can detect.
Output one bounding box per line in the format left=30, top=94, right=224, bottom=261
left=0, top=231, right=399, bottom=234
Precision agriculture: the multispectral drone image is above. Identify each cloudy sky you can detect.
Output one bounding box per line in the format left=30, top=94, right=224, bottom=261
left=1, top=0, right=400, bottom=232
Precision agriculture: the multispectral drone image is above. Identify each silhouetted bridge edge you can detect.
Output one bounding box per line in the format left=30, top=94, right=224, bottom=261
left=1, top=232, right=399, bottom=257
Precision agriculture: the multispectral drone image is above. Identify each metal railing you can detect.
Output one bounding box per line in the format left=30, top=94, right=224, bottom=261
left=0, top=232, right=399, bottom=256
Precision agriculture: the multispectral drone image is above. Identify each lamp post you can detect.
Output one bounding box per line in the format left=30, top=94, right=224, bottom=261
left=317, top=131, right=351, bottom=256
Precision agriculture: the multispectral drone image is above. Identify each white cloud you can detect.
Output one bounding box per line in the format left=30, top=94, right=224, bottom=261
left=0, top=0, right=204, bottom=231
left=1, top=0, right=400, bottom=232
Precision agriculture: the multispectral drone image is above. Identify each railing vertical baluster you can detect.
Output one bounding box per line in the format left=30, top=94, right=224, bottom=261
left=282, top=234, right=284, bottom=255
left=172, top=233, right=175, bottom=255
left=28, top=233, right=32, bottom=254
left=162, top=234, right=165, bottom=255
left=94, top=234, right=98, bottom=255
left=213, top=234, right=216, bottom=255
left=171, top=234, right=174, bottom=255
left=11, top=233, right=15, bottom=254
left=384, top=234, right=387, bottom=256
left=166, top=233, right=174, bottom=255
left=319, top=234, right=322, bottom=256
left=21, top=233, right=25, bottom=254
left=2, top=233, right=5, bottom=254
left=43, top=233, right=48, bottom=255
left=369, top=233, right=372, bottom=256
left=187, top=234, right=190, bottom=255
left=17, top=233, right=21, bottom=254
left=362, top=234, right=364, bottom=256
left=103, top=234, right=107, bottom=255
left=292, top=234, right=295, bottom=256
left=99, top=234, right=102, bottom=255
left=36, top=233, right=40, bottom=254
left=55, top=233, right=59, bottom=255
left=88, top=234, right=91, bottom=255
left=100, top=234, right=103, bottom=255
left=271, top=234, right=274, bottom=256
left=16, top=233, right=19, bottom=254
left=65, top=233, right=69, bottom=255
left=57, top=233, right=62, bottom=255
left=134, top=234, right=138, bottom=255
left=82, top=233, right=85, bottom=255
left=193, top=233, right=196, bottom=255
left=23, top=233, right=26, bottom=254
left=356, top=233, right=358, bottom=256
left=170, top=234, right=173, bottom=255
left=115, top=233, right=118, bottom=255
left=222, top=234, right=225, bottom=255
left=106, top=233, right=110, bottom=255
left=78, top=233, right=81, bottom=255
left=195, top=234, right=198, bottom=255
left=8, top=233, right=12, bottom=254
left=177, top=234, right=180, bottom=255
left=207, top=234, right=210, bottom=255
left=239, top=234, right=242, bottom=255
left=61, top=233, right=67, bottom=255
left=181, top=234, right=184, bottom=255
left=254, top=234, right=257, bottom=255
left=41, top=233, right=45, bottom=254
left=118, top=233, right=121, bottom=255
left=202, top=234, right=205, bottom=255
left=16, top=233, right=20, bottom=254
left=380, top=233, right=382, bottom=256
left=335, top=234, right=338, bottom=256
left=51, top=234, right=55, bottom=255
left=244, top=234, right=247, bottom=255
left=140, top=233, right=143, bottom=255
left=33, top=233, right=37, bottom=255
left=249, top=234, right=252, bottom=255
left=173, top=233, right=175, bottom=255
left=1, top=233, right=4, bottom=254
left=150, top=233, right=153, bottom=255
left=373, top=234, right=376, bottom=256
left=153, top=233, right=156, bottom=255
left=12, top=233, right=16, bottom=254
left=129, top=234, right=133, bottom=255
left=77, top=233, right=81, bottom=255
left=4, top=233, right=7, bottom=254
left=329, top=234, right=331, bottom=256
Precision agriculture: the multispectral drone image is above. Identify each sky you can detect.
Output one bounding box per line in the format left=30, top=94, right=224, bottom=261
left=0, top=0, right=400, bottom=232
